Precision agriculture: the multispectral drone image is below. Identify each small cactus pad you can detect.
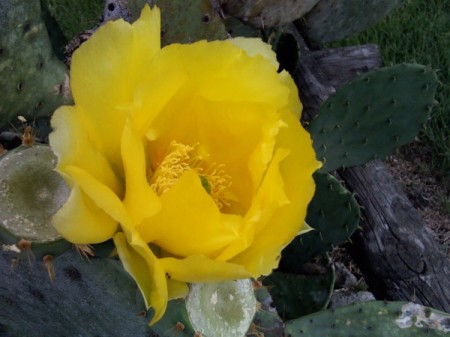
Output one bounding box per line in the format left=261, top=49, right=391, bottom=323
left=309, top=64, right=438, bottom=172
left=302, top=0, right=401, bottom=43
left=263, top=262, right=335, bottom=319
left=284, top=301, right=450, bottom=336
left=0, top=0, right=71, bottom=127
left=0, top=250, right=152, bottom=337
left=220, top=0, right=320, bottom=28
left=0, top=145, right=69, bottom=244
left=280, top=172, right=359, bottom=268
left=186, top=279, right=257, bottom=337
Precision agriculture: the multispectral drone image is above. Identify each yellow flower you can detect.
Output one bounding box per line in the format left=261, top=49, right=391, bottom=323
left=50, top=5, right=321, bottom=323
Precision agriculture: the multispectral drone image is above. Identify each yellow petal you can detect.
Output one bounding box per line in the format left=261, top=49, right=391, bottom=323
left=138, top=170, right=240, bottom=257
left=52, top=185, right=118, bottom=243
left=230, top=112, right=321, bottom=276
left=63, top=165, right=130, bottom=226
left=130, top=57, right=187, bottom=137
left=114, top=232, right=167, bottom=324
left=70, top=5, right=160, bottom=170
left=133, top=5, right=161, bottom=55
left=121, top=119, right=161, bottom=225
left=159, top=255, right=251, bottom=283
left=167, top=279, right=189, bottom=300
left=248, top=148, right=291, bottom=235
left=247, top=118, right=287, bottom=197
left=215, top=148, right=290, bottom=262
left=230, top=37, right=279, bottom=68
left=278, top=70, right=303, bottom=119
left=149, top=40, right=289, bottom=104
left=50, top=106, right=122, bottom=196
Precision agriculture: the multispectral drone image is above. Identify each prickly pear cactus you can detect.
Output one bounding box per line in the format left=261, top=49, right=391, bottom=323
left=145, top=299, right=198, bottom=337
left=0, top=247, right=278, bottom=337
left=0, top=1, right=446, bottom=337
left=0, top=0, right=72, bottom=127
left=220, top=0, right=320, bottom=28
left=301, top=0, right=401, bottom=43
left=285, top=301, right=450, bottom=336
left=0, top=249, right=153, bottom=337
left=263, top=260, right=335, bottom=319
left=159, top=0, right=228, bottom=45
left=309, top=64, right=438, bottom=172
left=41, top=0, right=104, bottom=41
left=125, top=0, right=228, bottom=45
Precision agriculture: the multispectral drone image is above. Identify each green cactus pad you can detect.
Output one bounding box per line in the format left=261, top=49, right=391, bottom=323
left=285, top=301, right=450, bottom=336
left=186, top=279, right=257, bottom=337
left=280, top=172, right=360, bottom=269
left=223, top=16, right=261, bottom=39
left=41, top=0, right=104, bottom=41
left=0, top=145, right=68, bottom=244
left=0, top=250, right=153, bottom=337
left=149, top=299, right=197, bottom=337
left=127, top=0, right=228, bottom=46
left=309, top=64, right=438, bottom=172
left=221, top=0, right=320, bottom=28
left=263, top=261, right=335, bottom=320
left=302, top=0, right=401, bottom=43
left=0, top=0, right=72, bottom=127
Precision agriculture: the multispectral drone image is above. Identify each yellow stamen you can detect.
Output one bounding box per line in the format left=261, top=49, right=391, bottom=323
left=149, top=141, right=231, bottom=209
left=150, top=141, right=194, bottom=195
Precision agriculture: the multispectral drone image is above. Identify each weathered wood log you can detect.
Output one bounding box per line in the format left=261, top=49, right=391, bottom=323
left=310, top=44, right=382, bottom=88
left=340, top=161, right=450, bottom=312
left=286, top=25, right=336, bottom=120
left=290, top=26, right=450, bottom=312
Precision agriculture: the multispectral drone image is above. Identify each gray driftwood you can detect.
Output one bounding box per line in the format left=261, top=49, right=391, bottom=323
left=340, top=161, right=450, bottom=312
left=289, top=25, right=450, bottom=312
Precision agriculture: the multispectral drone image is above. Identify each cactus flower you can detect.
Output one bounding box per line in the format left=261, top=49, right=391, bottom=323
left=50, top=5, right=320, bottom=323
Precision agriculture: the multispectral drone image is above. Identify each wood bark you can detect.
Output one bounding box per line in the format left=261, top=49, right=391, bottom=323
left=340, top=161, right=450, bottom=312
left=290, top=25, right=450, bottom=312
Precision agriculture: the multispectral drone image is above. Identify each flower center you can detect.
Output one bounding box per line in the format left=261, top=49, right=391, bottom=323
left=149, top=141, right=231, bottom=209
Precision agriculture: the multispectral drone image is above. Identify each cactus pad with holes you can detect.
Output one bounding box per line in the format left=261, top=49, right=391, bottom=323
left=0, top=250, right=153, bottom=337
left=0, top=0, right=71, bottom=127
left=284, top=301, right=450, bottom=336
left=125, top=0, right=228, bottom=46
